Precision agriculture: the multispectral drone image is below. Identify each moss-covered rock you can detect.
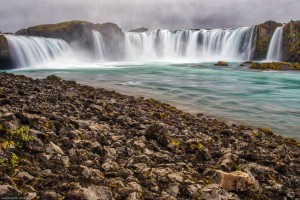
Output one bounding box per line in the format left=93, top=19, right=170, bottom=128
left=214, top=61, right=228, bottom=66
left=0, top=35, right=13, bottom=70
left=252, top=21, right=283, bottom=60
left=16, top=20, right=125, bottom=60
left=282, top=20, right=300, bottom=62
left=250, top=62, right=300, bottom=70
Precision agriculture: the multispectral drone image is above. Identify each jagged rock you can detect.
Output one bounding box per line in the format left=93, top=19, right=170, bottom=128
left=126, top=192, right=142, bottom=200
left=0, top=185, right=20, bottom=197
left=202, top=184, right=240, bottom=200
left=213, top=170, right=260, bottom=192
left=15, top=171, right=35, bottom=181
left=83, top=185, right=113, bottom=200
left=102, top=158, right=120, bottom=172
left=165, top=183, right=180, bottom=197
left=49, top=141, right=65, bottom=155
left=145, top=123, right=171, bottom=146
left=217, top=153, right=238, bottom=171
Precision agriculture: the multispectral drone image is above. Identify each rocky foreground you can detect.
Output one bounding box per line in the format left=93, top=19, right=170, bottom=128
left=0, top=73, right=299, bottom=200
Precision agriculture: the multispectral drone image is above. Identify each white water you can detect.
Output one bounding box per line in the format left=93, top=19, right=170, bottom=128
left=125, top=26, right=256, bottom=62
left=4, top=34, right=71, bottom=67
left=92, top=30, right=105, bottom=60
left=266, top=27, right=283, bottom=61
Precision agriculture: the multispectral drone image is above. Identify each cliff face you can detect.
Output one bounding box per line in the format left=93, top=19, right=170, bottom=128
left=252, top=21, right=282, bottom=60
left=282, top=20, right=300, bottom=62
left=16, top=21, right=125, bottom=60
left=129, top=27, right=149, bottom=32
left=0, top=35, right=13, bottom=69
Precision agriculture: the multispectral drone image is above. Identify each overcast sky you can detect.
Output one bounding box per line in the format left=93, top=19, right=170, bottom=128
left=0, top=0, right=299, bottom=33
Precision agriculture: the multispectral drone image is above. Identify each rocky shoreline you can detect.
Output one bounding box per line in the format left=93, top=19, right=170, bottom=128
left=0, top=73, right=299, bottom=199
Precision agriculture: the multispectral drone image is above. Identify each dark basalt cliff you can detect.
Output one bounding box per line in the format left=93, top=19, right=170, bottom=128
left=252, top=21, right=282, bottom=60
left=282, top=20, right=300, bottom=62
left=0, top=35, right=13, bottom=69
left=129, top=27, right=149, bottom=32
left=16, top=21, right=125, bottom=60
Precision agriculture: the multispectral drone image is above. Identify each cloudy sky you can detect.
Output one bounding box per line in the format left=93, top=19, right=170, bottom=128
left=0, top=0, right=299, bottom=33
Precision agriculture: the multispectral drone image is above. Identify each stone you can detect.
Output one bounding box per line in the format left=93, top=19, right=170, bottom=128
left=0, top=185, right=20, bottom=197
left=145, top=123, right=171, bottom=146
left=213, top=170, right=260, bottom=192
left=15, top=171, right=35, bottom=181
left=165, top=183, right=180, bottom=197
left=214, top=61, right=228, bottom=66
left=82, top=185, right=113, bottom=200
left=49, top=141, right=65, bottom=155
left=202, top=184, right=240, bottom=200
left=102, top=159, right=120, bottom=172
left=217, top=153, right=238, bottom=171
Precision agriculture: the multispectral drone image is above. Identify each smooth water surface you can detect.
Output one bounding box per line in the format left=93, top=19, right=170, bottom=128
left=6, top=62, right=300, bottom=140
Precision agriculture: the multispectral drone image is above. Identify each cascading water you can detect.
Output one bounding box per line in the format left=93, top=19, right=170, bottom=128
left=92, top=30, right=105, bottom=61
left=125, top=26, right=256, bottom=61
left=4, top=34, right=71, bottom=68
left=266, top=27, right=283, bottom=61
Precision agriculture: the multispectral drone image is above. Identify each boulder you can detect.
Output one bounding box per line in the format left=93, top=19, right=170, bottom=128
left=145, top=123, right=171, bottom=146
left=0, top=185, right=20, bottom=197
left=202, top=184, right=240, bottom=200
left=213, top=170, right=260, bottom=192
left=214, top=61, right=228, bottom=66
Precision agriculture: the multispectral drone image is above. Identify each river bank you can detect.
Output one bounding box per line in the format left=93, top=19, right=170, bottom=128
left=0, top=73, right=299, bottom=199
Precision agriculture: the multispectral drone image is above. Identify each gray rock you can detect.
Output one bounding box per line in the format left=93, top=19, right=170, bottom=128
left=202, top=184, right=240, bottom=200
left=15, top=171, right=35, bottom=181
left=165, top=183, right=180, bottom=197
left=82, top=185, right=113, bottom=200
left=0, top=185, right=20, bottom=197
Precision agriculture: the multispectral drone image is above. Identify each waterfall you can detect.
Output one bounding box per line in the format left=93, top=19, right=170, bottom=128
left=266, top=27, right=283, bottom=61
left=125, top=26, right=256, bottom=61
left=92, top=30, right=105, bottom=61
left=4, top=34, right=71, bottom=68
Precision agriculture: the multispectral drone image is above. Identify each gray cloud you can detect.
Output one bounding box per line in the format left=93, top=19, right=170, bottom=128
left=0, top=0, right=299, bottom=33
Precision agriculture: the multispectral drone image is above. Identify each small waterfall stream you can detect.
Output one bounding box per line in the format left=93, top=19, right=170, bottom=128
left=92, top=30, right=105, bottom=61
left=266, top=27, right=283, bottom=61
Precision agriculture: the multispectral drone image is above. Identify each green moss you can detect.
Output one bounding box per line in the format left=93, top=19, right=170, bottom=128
left=10, top=126, right=33, bottom=149
left=258, top=128, right=273, bottom=135
left=28, top=20, right=90, bottom=33
left=11, top=153, right=19, bottom=169
left=170, top=138, right=181, bottom=149
left=204, top=178, right=214, bottom=185
left=236, top=165, right=242, bottom=171
left=146, top=98, right=156, bottom=103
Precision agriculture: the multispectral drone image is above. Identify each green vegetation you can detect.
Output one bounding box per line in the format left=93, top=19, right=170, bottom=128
left=10, top=126, right=33, bottom=149
left=28, top=20, right=90, bottom=33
